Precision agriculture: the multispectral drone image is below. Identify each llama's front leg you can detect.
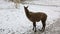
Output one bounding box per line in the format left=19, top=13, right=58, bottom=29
left=33, top=22, right=36, bottom=32
left=32, top=24, right=34, bottom=30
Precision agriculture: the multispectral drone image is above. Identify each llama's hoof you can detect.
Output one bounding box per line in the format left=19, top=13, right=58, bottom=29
left=34, top=30, right=36, bottom=32
left=32, top=29, right=36, bottom=32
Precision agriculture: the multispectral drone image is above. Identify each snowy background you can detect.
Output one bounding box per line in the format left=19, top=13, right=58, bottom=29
left=0, top=0, right=60, bottom=34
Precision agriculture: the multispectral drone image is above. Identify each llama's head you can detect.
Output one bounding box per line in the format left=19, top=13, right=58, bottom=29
left=24, top=6, right=29, bottom=16
left=24, top=6, right=29, bottom=12
left=24, top=6, right=28, bottom=9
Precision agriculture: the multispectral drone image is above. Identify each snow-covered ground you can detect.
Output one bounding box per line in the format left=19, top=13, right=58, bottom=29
left=0, top=0, right=60, bottom=34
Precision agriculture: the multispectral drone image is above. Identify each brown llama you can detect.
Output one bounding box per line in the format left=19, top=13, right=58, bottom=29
left=24, top=6, right=47, bottom=32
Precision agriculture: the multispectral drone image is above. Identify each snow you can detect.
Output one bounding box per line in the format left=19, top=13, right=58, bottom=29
left=0, top=0, right=60, bottom=34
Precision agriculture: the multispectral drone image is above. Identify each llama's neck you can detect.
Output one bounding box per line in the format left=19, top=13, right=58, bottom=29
left=24, top=8, right=30, bottom=17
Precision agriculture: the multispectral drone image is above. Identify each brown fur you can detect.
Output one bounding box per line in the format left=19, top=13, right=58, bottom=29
left=24, top=6, right=47, bottom=32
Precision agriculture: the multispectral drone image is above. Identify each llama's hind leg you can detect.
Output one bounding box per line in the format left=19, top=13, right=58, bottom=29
left=41, top=21, right=46, bottom=32
left=33, top=22, right=36, bottom=32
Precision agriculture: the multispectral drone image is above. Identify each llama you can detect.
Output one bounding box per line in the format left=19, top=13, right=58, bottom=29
left=24, top=6, right=47, bottom=32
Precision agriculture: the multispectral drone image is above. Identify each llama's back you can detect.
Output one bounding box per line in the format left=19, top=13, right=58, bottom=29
left=28, top=12, right=47, bottom=22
